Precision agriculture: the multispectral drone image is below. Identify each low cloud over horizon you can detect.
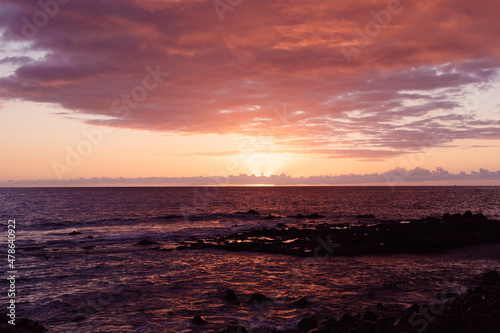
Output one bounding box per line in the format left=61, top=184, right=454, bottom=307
left=2, top=167, right=500, bottom=187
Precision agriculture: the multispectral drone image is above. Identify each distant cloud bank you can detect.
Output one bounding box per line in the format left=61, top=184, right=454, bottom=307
left=2, top=168, right=500, bottom=187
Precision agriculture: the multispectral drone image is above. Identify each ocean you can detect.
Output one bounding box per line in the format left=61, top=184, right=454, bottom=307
left=1, top=186, right=500, bottom=332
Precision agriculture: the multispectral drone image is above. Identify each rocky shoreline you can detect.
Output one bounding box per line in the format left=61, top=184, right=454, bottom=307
left=182, top=211, right=500, bottom=257
left=214, top=270, right=500, bottom=333
left=3, top=270, right=499, bottom=332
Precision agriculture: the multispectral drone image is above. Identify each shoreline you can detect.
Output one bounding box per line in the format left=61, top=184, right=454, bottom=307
left=183, top=211, right=500, bottom=258
left=4, top=270, right=499, bottom=333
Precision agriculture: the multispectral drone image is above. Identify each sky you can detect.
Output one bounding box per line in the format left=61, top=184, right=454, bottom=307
left=1, top=0, right=500, bottom=186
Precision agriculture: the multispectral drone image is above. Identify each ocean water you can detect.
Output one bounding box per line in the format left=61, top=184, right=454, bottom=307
left=1, top=186, right=500, bottom=332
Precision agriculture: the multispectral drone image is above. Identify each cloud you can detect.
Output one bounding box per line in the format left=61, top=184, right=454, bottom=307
left=2, top=167, right=500, bottom=187
left=0, top=56, right=33, bottom=65
left=1, top=0, right=500, bottom=161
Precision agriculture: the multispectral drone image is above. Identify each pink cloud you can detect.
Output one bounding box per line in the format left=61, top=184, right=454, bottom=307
left=1, top=0, right=500, bottom=161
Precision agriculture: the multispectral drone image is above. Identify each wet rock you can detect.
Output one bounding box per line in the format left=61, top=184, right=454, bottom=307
left=292, top=296, right=309, bottom=307
left=338, top=313, right=359, bottom=327
left=263, top=214, right=282, bottom=220
left=223, top=289, right=238, bottom=301
left=473, top=212, right=487, bottom=221
left=473, top=286, right=487, bottom=295
left=362, top=310, right=379, bottom=322
left=356, top=214, right=375, bottom=219
left=159, top=214, right=183, bottom=219
left=236, top=209, right=259, bottom=215
left=187, top=212, right=500, bottom=257
left=315, top=222, right=332, bottom=230
left=191, top=315, right=207, bottom=325
left=443, top=292, right=458, bottom=299
left=135, top=239, right=159, bottom=246
left=160, top=248, right=174, bottom=252
left=248, top=292, right=272, bottom=305
left=297, top=314, right=317, bottom=332
left=86, top=236, right=94, bottom=239
left=442, top=212, right=462, bottom=221
left=481, top=270, right=500, bottom=286
left=68, top=231, right=81, bottom=235
left=276, top=223, right=287, bottom=228
left=217, top=325, right=248, bottom=333
left=288, top=213, right=325, bottom=219
left=307, top=325, right=331, bottom=333
left=0, top=315, right=48, bottom=332
left=71, top=316, right=86, bottom=322
left=392, top=303, right=420, bottom=331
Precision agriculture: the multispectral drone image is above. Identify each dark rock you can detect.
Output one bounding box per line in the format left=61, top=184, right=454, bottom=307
left=263, top=214, right=282, bottom=220
left=443, top=212, right=463, bottom=222
left=248, top=292, right=272, bottom=304
left=481, top=270, right=500, bottom=286
left=338, top=313, right=359, bottom=327
left=473, top=286, right=487, bottom=295
left=362, top=310, right=379, bottom=322
left=276, top=223, right=288, bottom=228
left=473, top=212, right=487, bottom=221
left=297, top=314, right=317, bottom=331
left=68, top=231, right=81, bottom=235
left=292, top=296, right=309, bottom=307
left=315, top=222, right=332, bottom=229
left=159, top=214, right=183, bottom=219
left=289, top=213, right=325, bottom=219
left=356, top=214, right=375, bottom=218
left=305, top=328, right=328, bottom=333
left=223, top=289, right=238, bottom=301
left=191, top=315, right=207, bottom=325
left=217, top=325, right=248, bottom=333
left=443, top=292, right=458, bottom=299
left=135, top=239, right=159, bottom=246
left=186, top=212, right=500, bottom=257
left=393, top=303, right=420, bottom=329
left=306, top=213, right=326, bottom=219
left=71, top=316, right=86, bottom=322
left=0, top=315, right=48, bottom=332
left=86, top=236, right=94, bottom=239
left=236, top=210, right=259, bottom=215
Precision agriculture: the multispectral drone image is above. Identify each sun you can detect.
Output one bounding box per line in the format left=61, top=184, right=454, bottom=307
left=236, top=152, right=287, bottom=176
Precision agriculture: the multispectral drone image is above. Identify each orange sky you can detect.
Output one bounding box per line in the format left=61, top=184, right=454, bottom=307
left=1, top=0, right=500, bottom=185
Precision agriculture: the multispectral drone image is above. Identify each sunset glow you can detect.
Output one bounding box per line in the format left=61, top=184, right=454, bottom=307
left=1, top=0, right=500, bottom=185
